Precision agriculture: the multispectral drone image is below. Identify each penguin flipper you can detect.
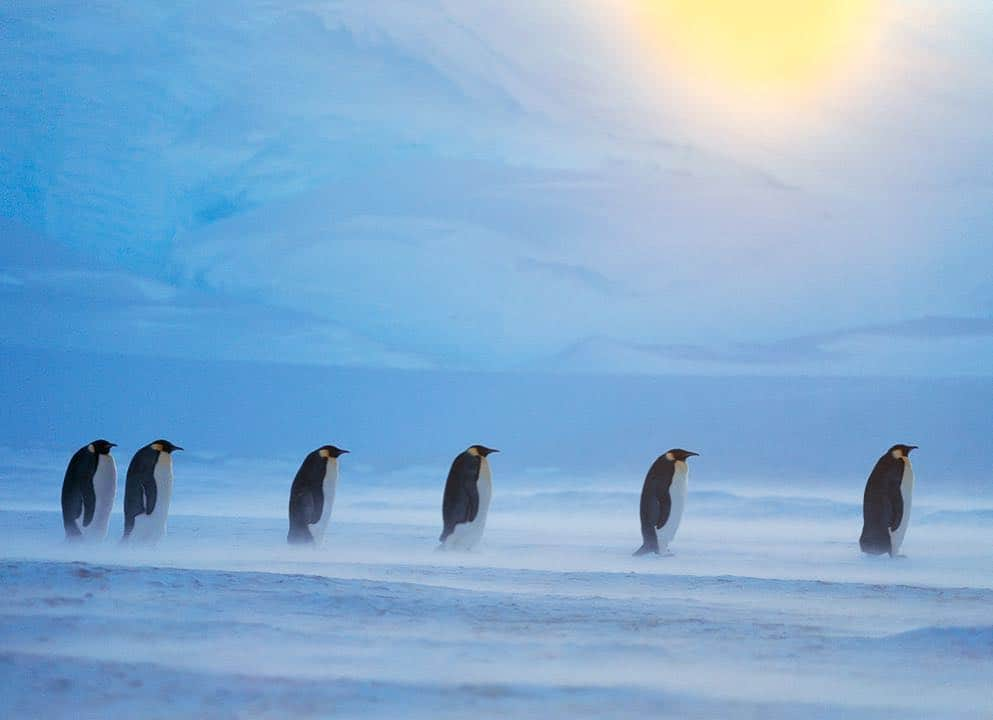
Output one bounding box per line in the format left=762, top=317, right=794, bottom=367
left=889, top=482, right=904, bottom=532
left=142, top=475, right=157, bottom=515
left=123, top=483, right=143, bottom=536
left=441, top=452, right=482, bottom=539
left=62, top=489, right=83, bottom=537
left=81, top=474, right=96, bottom=527
left=309, top=486, right=324, bottom=525
left=465, top=480, right=480, bottom=523
left=655, top=494, right=671, bottom=530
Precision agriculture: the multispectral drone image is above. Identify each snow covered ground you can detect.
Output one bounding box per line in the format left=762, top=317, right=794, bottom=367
left=2, top=461, right=992, bottom=719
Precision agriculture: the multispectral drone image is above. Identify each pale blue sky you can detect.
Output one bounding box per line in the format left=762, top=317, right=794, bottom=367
left=1, top=0, right=992, bottom=377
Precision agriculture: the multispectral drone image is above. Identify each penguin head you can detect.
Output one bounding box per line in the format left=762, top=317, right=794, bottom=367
left=664, top=449, right=699, bottom=462
left=150, top=439, right=183, bottom=454
left=889, top=444, right=918, bottom=459
left=88, top=439, right=116, bottom=455
left=467, top=445, right=499, bottom=458
left=317, top=445, right=349, bottom=459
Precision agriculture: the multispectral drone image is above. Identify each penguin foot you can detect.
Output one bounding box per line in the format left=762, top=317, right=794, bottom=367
left=632, top=545, right=659, bottom=556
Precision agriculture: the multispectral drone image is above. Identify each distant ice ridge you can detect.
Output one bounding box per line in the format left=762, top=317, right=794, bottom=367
left=884, top=625, right=993, bottom=652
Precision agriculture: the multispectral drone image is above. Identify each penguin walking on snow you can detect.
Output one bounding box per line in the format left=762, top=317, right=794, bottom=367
left=860, top=444, right=917, bottom=557
left=287, top=445, right=349, bottom=545
left=122, top=440, right=183, bottom=544
left=61, top=439, right=117, bottom=541
left=633, top=449, right=698, bottom=556
left=439, top=445, right=499, bottom=550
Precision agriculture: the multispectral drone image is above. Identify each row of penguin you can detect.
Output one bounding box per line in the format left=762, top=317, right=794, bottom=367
left=62, top=439, right=917, bottom=557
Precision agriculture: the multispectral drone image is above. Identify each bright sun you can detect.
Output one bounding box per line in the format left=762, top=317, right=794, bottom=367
left=631, top=0, right=878, bottom=98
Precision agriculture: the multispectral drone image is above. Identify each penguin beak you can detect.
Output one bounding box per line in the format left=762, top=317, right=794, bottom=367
left=686, top=451, right=699, bottom=458
left=108, top=443, right=117, bottom=448
left=173, top=445, right=184, bottom=452
left=339, top=449, right=350, bottom=455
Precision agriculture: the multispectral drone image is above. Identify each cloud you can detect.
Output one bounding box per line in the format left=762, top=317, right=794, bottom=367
left=516, top=258, right=622, bottom=297
left=0, top=242, right=433, bottom=370
left=4, top=269, right=179, bottom=304
left=166, top=142, right=993, bottom=376
left=850, top=316, right=993, bottom=339
left=544, top=316, right=993, bottom=376
left=2, top=2, right=992, bottom=377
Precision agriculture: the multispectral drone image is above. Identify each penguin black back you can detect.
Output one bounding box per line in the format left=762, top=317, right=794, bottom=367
left=61, top=440, right=114, bottom=538
left=439, top=445, right=498, bottom=543
left=440, top=451, right=481, bottom=542
left=859, top=444, right=917, bottom=556
left=287, top=445, right=348, bottom=544
left=634, top=449, right=698, bottom=556
left=123, top=440, right=182, bottom=538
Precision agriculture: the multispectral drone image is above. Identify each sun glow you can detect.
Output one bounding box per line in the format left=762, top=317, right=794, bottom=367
left=630, top=0, right=878, bottom=100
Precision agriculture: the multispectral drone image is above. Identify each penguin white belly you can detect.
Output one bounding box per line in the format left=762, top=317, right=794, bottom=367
left=80, top=454, right=116, bottom=541
left=889, top=461, right=914, bottom=555
left=658, top=462, right=688, bottom=551
left=131, top=455, right=173, bottom=544
left=447, top=459, right=492, bottom=550
left=311, top=459, right=338, bottom=546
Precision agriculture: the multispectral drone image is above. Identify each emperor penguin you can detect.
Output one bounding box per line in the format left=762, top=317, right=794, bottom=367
left=287, top=445, right=349, bottom=545
left=122, top=439, right=183, bottom=544
left=860, top=444, right=918, bottom=557
left=60, top=439, right=117, bottom=541
left=633, top=449, right=699, bottom=556
left=439, top=445, right=499, bottom=550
